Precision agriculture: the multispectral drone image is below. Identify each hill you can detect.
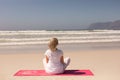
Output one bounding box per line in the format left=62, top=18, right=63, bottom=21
left=88, top=20, right=120, bottom=30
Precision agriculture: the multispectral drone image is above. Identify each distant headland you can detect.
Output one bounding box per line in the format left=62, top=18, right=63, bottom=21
left=88, top=20, right=120, bottom=30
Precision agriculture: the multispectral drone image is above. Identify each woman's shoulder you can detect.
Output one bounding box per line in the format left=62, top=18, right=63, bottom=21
left=56, top=49, right=63, bottom=54
left=45, top=49, right=63, bottom=54
left=45, top=49, right=51, bottom=55
left=45, top=49, right=51, bottom=53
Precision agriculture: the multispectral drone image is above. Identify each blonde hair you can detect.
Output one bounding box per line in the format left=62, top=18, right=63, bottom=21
left=48, top=38, right=58, bottom=51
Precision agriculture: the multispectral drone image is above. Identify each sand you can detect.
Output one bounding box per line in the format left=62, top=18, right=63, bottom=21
left=0, top=44, right=120, bottom=80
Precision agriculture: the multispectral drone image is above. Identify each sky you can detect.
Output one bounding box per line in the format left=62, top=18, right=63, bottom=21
left=0, top=0, right=120, bottom=30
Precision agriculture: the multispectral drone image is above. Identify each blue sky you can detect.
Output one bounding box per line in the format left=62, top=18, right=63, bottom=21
left=0, top=0, right=120, bottom=30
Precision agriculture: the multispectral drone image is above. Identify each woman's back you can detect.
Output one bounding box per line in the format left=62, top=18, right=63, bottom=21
left=45, top=49, right=63, bottom=64
left=44, top=49, right=64, bottom=74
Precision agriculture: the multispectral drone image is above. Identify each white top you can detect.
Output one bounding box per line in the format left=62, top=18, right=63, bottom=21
left=44, top=49, right=64, bottom=74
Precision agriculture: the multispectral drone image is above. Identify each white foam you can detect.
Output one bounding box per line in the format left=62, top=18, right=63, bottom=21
left=0, top=30, right=120, bottom=35
left=0, top=30, right=120, bottom=46
left=0, top=39, right=120, bottom=46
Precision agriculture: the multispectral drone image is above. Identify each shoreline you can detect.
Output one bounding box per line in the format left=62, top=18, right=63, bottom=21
left=0, top=42, right=120, bottom=54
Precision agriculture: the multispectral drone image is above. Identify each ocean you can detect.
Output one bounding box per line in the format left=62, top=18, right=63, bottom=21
left=0, top=30, right=120, bottom=46
left=0, top=29, right=120, bottom=54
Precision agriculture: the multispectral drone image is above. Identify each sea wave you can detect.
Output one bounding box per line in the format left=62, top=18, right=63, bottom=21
left=0, top=30, right=120, bottom=35
left=0, top=30, right=120, bottom=46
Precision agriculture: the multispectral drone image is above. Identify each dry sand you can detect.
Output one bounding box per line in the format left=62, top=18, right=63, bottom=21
left=0, top=46, right=120, bottom=80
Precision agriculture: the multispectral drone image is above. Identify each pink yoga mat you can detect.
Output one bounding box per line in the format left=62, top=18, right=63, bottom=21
left=14, top=70, right=93, bottom=76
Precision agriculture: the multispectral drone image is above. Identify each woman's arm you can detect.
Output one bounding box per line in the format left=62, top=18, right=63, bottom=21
left=45, top=55, right=49, bottom=63
left=60, top=56, right=64, bottom=64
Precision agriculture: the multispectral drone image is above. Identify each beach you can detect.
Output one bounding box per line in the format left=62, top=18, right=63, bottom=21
left=0, top=43, right=120, bottom=80
left=1, top=0, right=120, bottom=79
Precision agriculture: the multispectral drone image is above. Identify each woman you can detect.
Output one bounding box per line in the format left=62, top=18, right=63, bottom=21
left=43, top=38, right=70, bottom=74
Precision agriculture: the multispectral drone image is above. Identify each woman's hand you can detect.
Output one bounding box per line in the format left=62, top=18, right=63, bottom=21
left=46, top=55, right=49, bottom=63
left=60, top=56, right=64, bottom=64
